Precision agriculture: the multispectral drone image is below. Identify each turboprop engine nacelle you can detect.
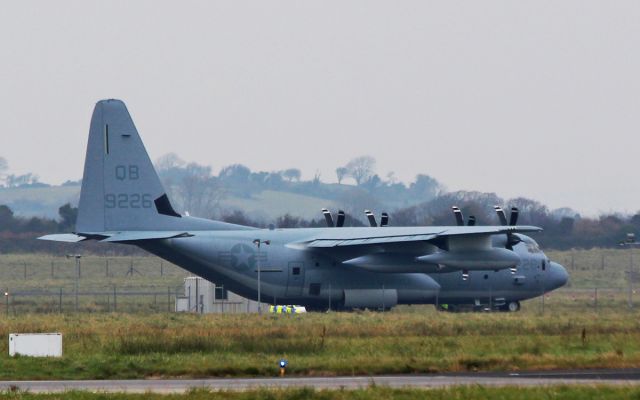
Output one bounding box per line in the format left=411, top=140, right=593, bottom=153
left=415, top=248, right=520, bottom=270
left=342, top=253, right=443, bottom=273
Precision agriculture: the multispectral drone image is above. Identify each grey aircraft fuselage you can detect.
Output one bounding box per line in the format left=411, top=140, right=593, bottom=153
left=137, top=225, right=568, bottom=310
left=41, top=99, right=569, bottom=312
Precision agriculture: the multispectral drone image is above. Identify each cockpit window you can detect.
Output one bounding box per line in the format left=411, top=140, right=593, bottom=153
left=526, top=242, right=541, bottom=254
left=542, top=260, right=546, bottom=270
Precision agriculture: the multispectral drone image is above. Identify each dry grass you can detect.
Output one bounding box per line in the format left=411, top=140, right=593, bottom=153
left=1, top=310, right=640, bottom=379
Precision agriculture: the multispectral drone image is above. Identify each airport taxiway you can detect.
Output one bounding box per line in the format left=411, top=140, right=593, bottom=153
left=1, top=369, right=640, bottom=393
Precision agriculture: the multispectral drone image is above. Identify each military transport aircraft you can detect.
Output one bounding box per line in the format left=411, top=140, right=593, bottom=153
left=40, top=100, right=568, bottom=312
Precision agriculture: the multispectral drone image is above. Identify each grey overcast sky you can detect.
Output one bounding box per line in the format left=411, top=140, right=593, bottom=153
left=1, top=1, right=638, bottom=215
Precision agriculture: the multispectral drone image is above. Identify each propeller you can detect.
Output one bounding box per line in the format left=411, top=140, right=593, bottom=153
left=452, top=206, right=464, bottom=226
left=462, top=269, right=469, bottom=281
left=494, top=205, right=522, bottom=272
left=494, top=206, right=508, bottom=226
left=380, top=212, right=389, bottom=227
left=509, top=207, right=519, bottom=226
left=494, top=206, right=519, bottom=227
left=452, top=206, right=476, bottom=226
left=336, top=210, right=345, bottom=228
left=321, top=208, right=334, bottom=227
left=365, top=210, right=377, bottom=227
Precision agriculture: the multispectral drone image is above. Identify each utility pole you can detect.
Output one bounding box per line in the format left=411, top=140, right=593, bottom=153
left=629, top=248, right=634, bottom=309
left=619, top=233, right=637, bottom=309
left=253, top=239, right=271, bottom=315
left=66, top=254, right=82, bottom=312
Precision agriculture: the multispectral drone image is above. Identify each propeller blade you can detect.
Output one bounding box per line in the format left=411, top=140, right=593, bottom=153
left=467, top=216, right=476, bottom=226
left=494, top=206, right=508, bottom=226
left=462, top=269, right=469, bottom=281
left=380, top=212, right=389, bottom=227
left=321, top=208, right=334, bottom=227
left=509, top=207, right=519, bottom=226
left=452, top=206, right=464, bottom=226
left=336, top=210, right=346, bottom=227
left=510, top=266, right=517, bottom=274
left=365, top=210, right=377, bottom=227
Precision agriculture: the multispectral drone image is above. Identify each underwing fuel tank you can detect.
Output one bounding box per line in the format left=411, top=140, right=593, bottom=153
left=416, top=248, right=520, bottom=270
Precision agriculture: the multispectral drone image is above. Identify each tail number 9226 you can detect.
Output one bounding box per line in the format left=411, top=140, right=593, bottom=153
left=105, top=193, right=153, bottom=209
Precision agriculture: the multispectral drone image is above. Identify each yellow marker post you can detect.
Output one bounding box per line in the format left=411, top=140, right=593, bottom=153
left=279, top=359, right=288, bottom=377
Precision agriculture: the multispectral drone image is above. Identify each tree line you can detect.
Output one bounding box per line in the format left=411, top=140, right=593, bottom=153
left=0, top=193, right=638, bottom=253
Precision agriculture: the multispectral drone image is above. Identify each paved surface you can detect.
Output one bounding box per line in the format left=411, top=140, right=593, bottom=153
left=1, top=370, right=640, bottom=393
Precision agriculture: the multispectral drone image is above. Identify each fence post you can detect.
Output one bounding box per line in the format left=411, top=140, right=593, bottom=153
left=24, top=262, right=27, bottom=280
left=105, top=259, right=109, bottom=278
left=59, top=288, right=62, bottom=313
left=160, top=261, right=163, bottom=277
left=113, top=286, right=117, bottom=311
left=594, top=287, right=598, bottom=311
left=571, top=253, right=575, bottom=270
left=167, top=287, right=171, bottom=312
left=51, top=260, right=54, bottom=279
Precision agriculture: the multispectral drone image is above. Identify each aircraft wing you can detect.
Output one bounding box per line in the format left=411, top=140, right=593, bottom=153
left=299, top=225, right=541, bottom=248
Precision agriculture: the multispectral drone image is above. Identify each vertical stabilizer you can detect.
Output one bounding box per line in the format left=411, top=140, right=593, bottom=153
left=76, top=99, right=182, bottom=232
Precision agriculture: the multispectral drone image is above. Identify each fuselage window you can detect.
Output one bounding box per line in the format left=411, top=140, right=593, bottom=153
left=542, top=260, right=546, bottom=271
left=292, top=267, right=301, bottom=275
left=484, top=274, right=489, bottom=280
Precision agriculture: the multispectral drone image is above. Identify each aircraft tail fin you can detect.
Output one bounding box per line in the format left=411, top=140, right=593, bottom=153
left=75, top=99, right=211, bottom=233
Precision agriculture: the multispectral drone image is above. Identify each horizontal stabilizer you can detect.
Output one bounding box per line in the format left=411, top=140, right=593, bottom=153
left=98, top=231, right=193, bottom=242
left=38, top=234, right=89, bottom=243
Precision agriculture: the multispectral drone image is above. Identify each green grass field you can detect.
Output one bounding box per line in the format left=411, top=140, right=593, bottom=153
left=0, top=250, right=639, bottom=381
left=1, top=310, right=640, bottom=379
left=2, top=386, right=640, bottom=400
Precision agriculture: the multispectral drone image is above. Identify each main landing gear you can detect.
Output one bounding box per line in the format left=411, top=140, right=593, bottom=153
left=436, top=300, right=521, bottom=313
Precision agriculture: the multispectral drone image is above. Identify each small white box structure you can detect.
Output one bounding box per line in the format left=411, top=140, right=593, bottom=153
left=176, top=277, right=268, bottom=313
left=9, top=333, right=63, bottom=357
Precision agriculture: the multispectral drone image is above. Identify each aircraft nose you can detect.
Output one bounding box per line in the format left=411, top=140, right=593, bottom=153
left=549, top=261, right=569, bottom=289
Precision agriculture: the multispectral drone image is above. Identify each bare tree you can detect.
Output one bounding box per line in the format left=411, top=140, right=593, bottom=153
left=0, top=157, right=8, bottom=186
left=345, top=156, right=376, bottom=186
left=335, top=167, right=348, bottom=184
left=176, top=163, right=226, bottom=218
left=282, top=168, right=301, bottom=182
left=155, top=153, right=185, bottom=172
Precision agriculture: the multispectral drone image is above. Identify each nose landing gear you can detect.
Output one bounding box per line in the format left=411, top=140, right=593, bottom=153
left=504, top=301, right=520, bottom=312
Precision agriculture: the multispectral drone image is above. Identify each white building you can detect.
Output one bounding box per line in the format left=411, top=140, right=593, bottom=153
left=175, top=277, right=268, bottom=314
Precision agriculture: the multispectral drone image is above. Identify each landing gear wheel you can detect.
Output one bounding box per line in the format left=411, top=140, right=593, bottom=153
left=506, top=301, right=520, bottom=312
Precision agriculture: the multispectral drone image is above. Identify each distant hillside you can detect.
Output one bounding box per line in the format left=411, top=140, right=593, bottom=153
left=0, top=185, right=80, bottom=218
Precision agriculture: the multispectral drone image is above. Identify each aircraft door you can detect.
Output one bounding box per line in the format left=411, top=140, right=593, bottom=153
left=286, top=261, right=305, bottom=297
